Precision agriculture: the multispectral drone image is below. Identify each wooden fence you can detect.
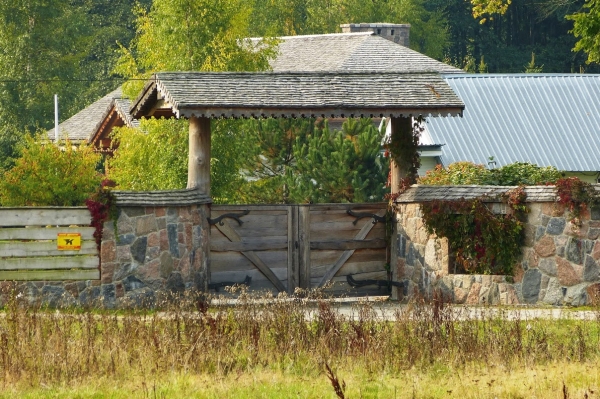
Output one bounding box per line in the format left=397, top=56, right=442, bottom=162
left=0, top=208, right=98, bottom=280
left=210, top=203, right=389, bottom=296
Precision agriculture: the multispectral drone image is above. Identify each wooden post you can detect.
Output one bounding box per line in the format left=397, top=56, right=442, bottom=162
left=187, top=116, right=211, bottom=194
left=389, top=116, right=413, bottom=301
left=389, top=116, right=413, bottom=195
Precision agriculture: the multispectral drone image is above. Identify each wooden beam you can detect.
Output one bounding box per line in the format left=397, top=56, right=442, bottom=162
left=187, top=116, right=211, bottom=194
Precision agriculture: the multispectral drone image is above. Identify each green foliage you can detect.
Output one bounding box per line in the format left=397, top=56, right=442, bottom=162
left=525, top=52, right=544, bottom=73
left=0, top=0, right=149, bottom=169
left=418, top=162, right=491, bottom=185
left=115, top=0, right=278, bottom=97
left=469, top=0, right=512, bottom=23
left=568, top=0, right=600, bottom=64
left=246, top=0, right=450, bottom=60
left=107, top=118, right=188, bottom=191
left=237, top=118, right=388, bottom=204
left=0, top=136, right=102, bottom=206
left=490, top=162, right=561, bottom=185
left=434, top=0, right=598, bottom=73
left=421, top=187, right=527, bottom=275
left=291, top=118, right=388, bottom=203
left=418, top=161, right=562, bottom=186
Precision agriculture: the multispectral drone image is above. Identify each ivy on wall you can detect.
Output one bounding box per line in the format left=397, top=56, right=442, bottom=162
left=384, top=116, right=424, bottom=198
left=420, top=187, right=527, bottom=275
left=85, top=179, right=118, bottom=252
left=555, top=177, right=600, bottom=226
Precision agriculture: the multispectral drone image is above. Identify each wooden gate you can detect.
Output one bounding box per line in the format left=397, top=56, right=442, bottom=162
left=210, top=203, right=388, bottom=296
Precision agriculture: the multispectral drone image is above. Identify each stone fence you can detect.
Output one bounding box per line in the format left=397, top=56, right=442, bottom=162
left=6, top=188, right=211, bottom=308
left=392, top=185, right=600, bottom=306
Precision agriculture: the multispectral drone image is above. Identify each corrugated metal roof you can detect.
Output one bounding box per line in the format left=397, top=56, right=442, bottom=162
left=425, top=74, right=600, bottom=172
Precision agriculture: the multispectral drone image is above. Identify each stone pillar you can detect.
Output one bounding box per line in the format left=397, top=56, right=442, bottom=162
left=188, top=116, right=211, bottom=194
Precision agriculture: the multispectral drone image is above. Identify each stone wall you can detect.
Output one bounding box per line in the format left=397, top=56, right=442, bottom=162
left=4, top=188, right=211, bottom=308
left=393, top=185, right=600, bottom=306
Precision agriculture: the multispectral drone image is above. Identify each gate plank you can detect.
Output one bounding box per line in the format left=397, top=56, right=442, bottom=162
left=310, top=239, right=386, bottom=250
left=210, top=238, right=287, bottom=252
left=317, top=210, right=386, bottom=287
left=214, top=220, right=287, bottom=292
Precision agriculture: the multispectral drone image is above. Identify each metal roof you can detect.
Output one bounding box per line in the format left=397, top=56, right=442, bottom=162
left=425, top=74, right=600, bottom=172
left=131, top=71, right=464, bottom=119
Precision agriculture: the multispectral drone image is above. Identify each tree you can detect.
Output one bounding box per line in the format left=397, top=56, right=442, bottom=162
left=107, top=118, right=188, bottom=191
left=0, top=0, right=150, bottom=172
left=246, top=0, right=450, bottom=60
left=0, top=136, right=102, bottom=206
left=568, top=0, right=600, bottom=63
left=432, top=0, right=596, bottom=73
left=290, top=118, right=388, bottom=203
left=114, top=0, right=278, bottom=97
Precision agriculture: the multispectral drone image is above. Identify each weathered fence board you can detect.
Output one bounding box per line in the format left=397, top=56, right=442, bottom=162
left=0, top=208, right=98, bottom=281
left=0, top=241, right=98, bottom=257
left=0, top=208, right=91, bottom=227
left=0, top=227, right=95, bottom=241
left=0, top=269, right=99, bottom=281
left=0, top=256, right=99, bottom=270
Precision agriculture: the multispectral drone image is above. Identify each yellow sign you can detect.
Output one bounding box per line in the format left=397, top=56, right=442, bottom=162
left=57, top=233, right=81, bottom=250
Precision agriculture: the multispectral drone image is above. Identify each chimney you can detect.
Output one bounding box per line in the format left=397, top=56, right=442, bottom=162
left=340, top=23, right=410, bottom=47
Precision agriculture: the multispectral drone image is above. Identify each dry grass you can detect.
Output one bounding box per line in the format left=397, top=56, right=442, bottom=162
left=0, top=286, right=599, bottom=398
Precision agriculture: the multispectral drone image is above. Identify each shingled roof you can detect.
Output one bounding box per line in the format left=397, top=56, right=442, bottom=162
left=131, top=71, right=464, bottom=119
left=48, top=87, right=138, bottom=142
left=48, top=87, right=120, bottom=141
left=266, top=32, right=462, bottom=74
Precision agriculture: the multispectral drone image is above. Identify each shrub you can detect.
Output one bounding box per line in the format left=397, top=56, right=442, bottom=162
left=418, top=161, right=562, bottom=186
left=418, top=161, right=491, bottom=185
left=0, top=136, right=102, bottom=206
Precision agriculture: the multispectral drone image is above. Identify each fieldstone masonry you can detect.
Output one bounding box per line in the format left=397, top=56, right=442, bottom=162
left=393, top=185, right=600, bottom=306
left=2, top=188, right=211, bottom=308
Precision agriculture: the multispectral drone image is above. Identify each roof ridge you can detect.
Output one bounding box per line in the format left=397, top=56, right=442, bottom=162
left=248, top=32, right=374, bottom=41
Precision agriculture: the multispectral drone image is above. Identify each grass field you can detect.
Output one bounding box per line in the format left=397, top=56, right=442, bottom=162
left=0, top=288, right=599, bottom=398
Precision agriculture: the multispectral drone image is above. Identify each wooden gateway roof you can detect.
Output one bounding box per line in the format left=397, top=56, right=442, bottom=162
left=131, top=71, right=465, bottom=120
